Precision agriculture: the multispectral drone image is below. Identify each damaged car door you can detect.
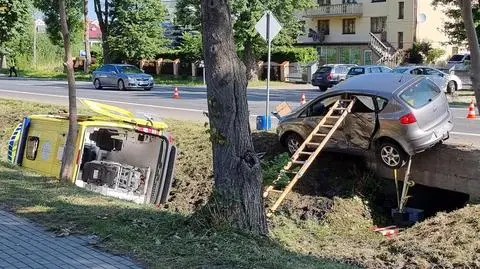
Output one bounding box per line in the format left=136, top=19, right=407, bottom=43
left=343, top=95, right=378, bottom=153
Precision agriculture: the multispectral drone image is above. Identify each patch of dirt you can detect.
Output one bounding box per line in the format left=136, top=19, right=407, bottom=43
left=271, top=193, right=334, bottom=221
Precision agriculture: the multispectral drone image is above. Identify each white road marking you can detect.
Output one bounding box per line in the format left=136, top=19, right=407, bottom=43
left=450, top=131, right=480, bottom=137
left=455, top=117, right=479, bottom=120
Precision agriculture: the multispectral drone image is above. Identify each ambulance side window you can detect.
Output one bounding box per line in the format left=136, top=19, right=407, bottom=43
left=26, top=136, right=39, bottom=160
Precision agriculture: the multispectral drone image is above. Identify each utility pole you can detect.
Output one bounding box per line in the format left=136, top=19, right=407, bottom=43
left=83, top=0, right=91, bottom=73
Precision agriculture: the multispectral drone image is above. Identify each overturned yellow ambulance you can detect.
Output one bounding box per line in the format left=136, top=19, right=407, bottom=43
left=7, top=99, right=177, bottom=205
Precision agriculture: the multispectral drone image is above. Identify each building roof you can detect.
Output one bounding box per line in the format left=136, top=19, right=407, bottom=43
left=89, top=20, right=102, bottom=40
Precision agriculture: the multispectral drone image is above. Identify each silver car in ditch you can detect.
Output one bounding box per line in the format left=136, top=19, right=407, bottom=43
left=276, top=73, right=453, bottom=169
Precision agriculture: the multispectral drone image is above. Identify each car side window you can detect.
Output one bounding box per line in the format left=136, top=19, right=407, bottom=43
left=410, top=68, right=423, bottom=75
left=308, top=95, right=341, bottom=117
left=375, top=97, right=388, bottom=111
left=96, top=66, right=105, bottom=72
left=424, top=68, right=441, bottom=76
left=351, top=96, right=375, bottom=113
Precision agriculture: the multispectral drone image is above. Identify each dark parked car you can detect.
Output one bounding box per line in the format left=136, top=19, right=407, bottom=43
left=346, top=65, right=391, bottom=79
left=92, top=64, right=154, bottom=91
left=277, top=73, right=453, bottom=169
left=311, top=64, right=356, bottom=91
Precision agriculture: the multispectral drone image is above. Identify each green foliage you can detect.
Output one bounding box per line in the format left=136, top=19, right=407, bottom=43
left=0, top=0, right=31, bottom=60
left=266, top=47, right=318, bottom=64
left=404, top=41, right=437, bottom=64
left=34, top=0, right=83, bottom=46
left=432, top=0, right=480, bottom=45
left=262, top=153, right=290, bottom=187
left=175, top=0, right=313, bottom=70
left=107, top=0, right=169, bottom=62
left=178, top=32, right=202, bottom=63
left=426, top=48, right=445, bottom=64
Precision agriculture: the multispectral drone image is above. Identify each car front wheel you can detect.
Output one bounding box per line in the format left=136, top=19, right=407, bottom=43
left=118, top=80, right=126, bottom=91
left=447, top=81, right=457, bottom=94
left=94, top=79, right=102, bottom=89
left=378, top=142, right=407, bottom=169
left=285, top=133, right=304, bottom=155
left=144, top=87, right=152, bottom=91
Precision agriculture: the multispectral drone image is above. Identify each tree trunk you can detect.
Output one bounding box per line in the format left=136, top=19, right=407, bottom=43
left=460, top=0, right=480, bottom=112
left=244, top=42, right=259, bottom=81
left=84, top=0, right=91, bottom=72
left=59, top=0, right=79, bottom=182
left=200, top=0, right=268, bottom=235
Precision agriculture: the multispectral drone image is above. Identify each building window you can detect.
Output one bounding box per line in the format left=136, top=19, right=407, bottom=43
left=26, top=136, right=39, bottom=160
left=342, top=19, right=355, bottom=34
left=318, top=0, right=331, bottom=5
left=371, top=17, right=387, bottom=34
left=339, top=47, right=361, bottom=64
left=398, top=2, right=405, bottom=19
left=317, top=20, right=330, bottom=35
left=318, top=47, right=338, bottom=65
left=398, top=32, right=404, bottom=49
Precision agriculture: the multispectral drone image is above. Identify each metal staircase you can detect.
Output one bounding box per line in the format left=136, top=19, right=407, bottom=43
left=368, top=33, right=403, bottom=67
left=264, top=98, right=356, bottom=216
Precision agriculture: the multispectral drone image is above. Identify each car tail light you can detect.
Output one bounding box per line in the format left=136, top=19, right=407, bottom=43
left=327, top=73, right=333, bottom=80
left=400, top=113, right=417, bottom=125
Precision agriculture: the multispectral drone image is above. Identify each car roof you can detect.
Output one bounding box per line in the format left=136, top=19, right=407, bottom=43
left=104, top=64, right=134, bottom=67
left=329, top=73, right=420, bottom=96
left=351, top=65, right=390, bottom=68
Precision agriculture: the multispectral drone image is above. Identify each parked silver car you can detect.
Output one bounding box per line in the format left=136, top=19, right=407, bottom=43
left=392, top=66, right=462, bottom=94
left=276, top=73, right=453, bottom=168
left=92, top=64, right=154, bottom=91
left=346, top=65, right=392, bottom=79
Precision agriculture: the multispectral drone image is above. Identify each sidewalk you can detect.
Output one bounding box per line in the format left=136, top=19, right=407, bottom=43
left=0, top=211, right=140, bottom=269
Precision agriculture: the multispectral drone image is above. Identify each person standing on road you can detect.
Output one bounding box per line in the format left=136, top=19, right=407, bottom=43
left=7, top=56, right=17, bottom=77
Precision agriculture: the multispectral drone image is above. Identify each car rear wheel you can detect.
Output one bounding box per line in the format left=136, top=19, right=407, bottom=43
left=118, top=80, right=126, bottom=91
left=94, top=79, right=102, bottom=89
left=285, top=133, right=303, bottom=155
left=447, top=81, right=457, bottom=94
left=378, top=142, right=407, bottom=169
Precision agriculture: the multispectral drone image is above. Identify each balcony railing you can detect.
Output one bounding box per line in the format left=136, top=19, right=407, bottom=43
left=297, top=3, right=363, bottom=18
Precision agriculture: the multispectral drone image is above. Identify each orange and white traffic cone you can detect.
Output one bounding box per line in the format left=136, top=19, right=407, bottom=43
left=467, top=100, right=476, bottom=119
left=300, top=93, right=306, bottom=105
left=173, top=87, right=180, bottom=99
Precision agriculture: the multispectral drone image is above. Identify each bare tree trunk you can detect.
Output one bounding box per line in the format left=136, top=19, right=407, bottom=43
left=244, top=42, right=259, bottom=81
left=460, top=0, right=480, bottom=112
left=200, top=0, right=268, bottom=235
left=59, top=0, right=79, bottom=182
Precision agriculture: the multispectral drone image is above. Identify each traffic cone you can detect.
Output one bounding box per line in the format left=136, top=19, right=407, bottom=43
left=300, top=93, right=306, bottom=105
left=467, top=100, right=476, bottom=119
left=173, top=87, right=180, bottom=99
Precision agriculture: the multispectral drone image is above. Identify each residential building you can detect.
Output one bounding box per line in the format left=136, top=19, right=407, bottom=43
left=88, top=20, right=102, bottom=45
left=295, top=0, right=453, bottom=66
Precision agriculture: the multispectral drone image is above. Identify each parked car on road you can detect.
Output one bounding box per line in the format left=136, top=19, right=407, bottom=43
left=392, top=66, right=462, bottom=94
left=92, top=64, right=154, bottom=91
left=447, top=54, right=470, bottom=70
left=346, top=65, right=392, bottom=79
left=277, top=73, right=453, bottom=169
left=311, top=64, right=356, bottom=91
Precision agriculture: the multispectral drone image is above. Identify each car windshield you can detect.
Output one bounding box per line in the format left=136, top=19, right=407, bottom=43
left=118, top=66, right=143, bottom=74
left=393, top=68, right=409, bottom=73
left=316, top=67, right=332, bottom=73
left=449, top=55, right=465, bottom=62
left=348, top=67, right=364, bottom=75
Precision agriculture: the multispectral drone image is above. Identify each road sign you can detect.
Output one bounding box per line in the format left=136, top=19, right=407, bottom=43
left=255, top=11, right=282, bottom=43
left=255, top=11, right=282, bottom=130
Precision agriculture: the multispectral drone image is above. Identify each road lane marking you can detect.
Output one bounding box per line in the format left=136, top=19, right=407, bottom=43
left=455, top=117, right=480, bottom=120
left=450, top=131, right=480, bottom=137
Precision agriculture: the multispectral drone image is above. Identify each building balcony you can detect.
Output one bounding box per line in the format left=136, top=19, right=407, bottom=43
left=296, top=3, right=363, bottom=18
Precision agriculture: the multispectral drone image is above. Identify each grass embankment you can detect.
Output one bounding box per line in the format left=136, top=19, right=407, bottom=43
left=0, top=99, right=353, bottom=269
left=1, top=99, right=479, bottom=268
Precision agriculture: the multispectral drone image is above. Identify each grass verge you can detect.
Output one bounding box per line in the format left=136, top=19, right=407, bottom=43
left=0, top=99, right=354, bottom=269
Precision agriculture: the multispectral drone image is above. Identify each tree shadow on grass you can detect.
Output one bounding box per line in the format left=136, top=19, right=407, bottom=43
left=0, top=163, right=357, bottom=269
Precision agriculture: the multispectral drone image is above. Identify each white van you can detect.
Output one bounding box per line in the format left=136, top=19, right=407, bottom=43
left=447, top=54, right=470, bottom=70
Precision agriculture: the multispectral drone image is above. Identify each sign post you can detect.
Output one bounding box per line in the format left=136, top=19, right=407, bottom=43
left=255, top=11, right=282, bottom=130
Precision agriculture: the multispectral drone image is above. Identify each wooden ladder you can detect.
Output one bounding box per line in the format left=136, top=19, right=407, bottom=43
left=264, top=98, right=356, bottom=216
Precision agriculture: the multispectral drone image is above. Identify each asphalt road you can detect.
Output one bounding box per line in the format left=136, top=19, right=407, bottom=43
left=0, top=77, right=478, bottom=146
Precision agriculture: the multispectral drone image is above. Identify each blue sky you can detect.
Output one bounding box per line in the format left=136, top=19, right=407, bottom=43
left=88, top=0, right=96, bottom=20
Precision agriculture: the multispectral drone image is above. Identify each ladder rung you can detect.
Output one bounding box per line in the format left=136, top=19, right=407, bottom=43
left=292, top=161, right=305, bottom=164
left=306, top=142, right=320, bottom=146
left=270, top=190, right=283, bottom=194
left=321, top=124, right=334, bottom=128
left=285, top=171, right=298, bottom=174
left=333, top=107, right=346, bottom=111
left=298, top=152, right=313, bottom=155
left=328, top=116, right=340, bottom=119
left=314, top=133, right=327, bottom=137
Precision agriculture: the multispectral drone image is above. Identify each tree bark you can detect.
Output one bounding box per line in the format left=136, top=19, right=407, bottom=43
left=94, top=0, right=111, bottom=63
left=244, top=42, right=259, bottom=81
left=200, top=0, right=268, bottom=235
left=84, top=0, right=91, bottom=72
left=59, top=0, right=79, bottom=182
left=460, top=0, right=480, bottom=112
